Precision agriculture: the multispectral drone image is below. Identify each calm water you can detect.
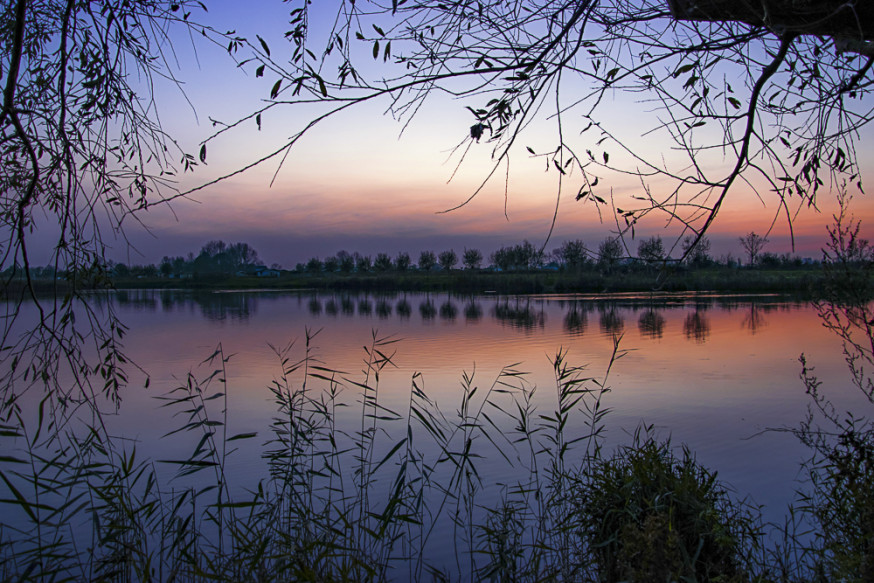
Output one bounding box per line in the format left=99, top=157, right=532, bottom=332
left=6, top=290, right=867, bottom=527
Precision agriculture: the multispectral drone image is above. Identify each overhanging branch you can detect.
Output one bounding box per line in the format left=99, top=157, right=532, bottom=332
left=667, top=0, right=874, bottom=54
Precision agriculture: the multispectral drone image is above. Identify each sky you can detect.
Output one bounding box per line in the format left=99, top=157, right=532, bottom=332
left=96, top=1, right=874, bottom=268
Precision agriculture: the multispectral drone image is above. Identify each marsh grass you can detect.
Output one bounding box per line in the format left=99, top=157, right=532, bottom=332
left=0, top=328, right=624, bottom=581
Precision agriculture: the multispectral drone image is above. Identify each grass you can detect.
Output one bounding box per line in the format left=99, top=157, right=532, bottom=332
left=578, top=430, right=761, bottom=582
left=88, top=264, right=834, bottom=297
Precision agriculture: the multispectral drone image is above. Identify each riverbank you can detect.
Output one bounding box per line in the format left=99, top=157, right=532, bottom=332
left=100, top=264, right=829, bottom=296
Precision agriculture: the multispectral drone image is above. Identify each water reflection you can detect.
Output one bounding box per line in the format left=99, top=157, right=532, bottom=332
left=638, top=309, right=666, bottom=339
left=376, top=299, right=392, bottom=319
left=599, top=305, right=624, bottom=335
left=339, top=296, right=354, bottom=316
left=563, top=301, right=588, bottom=335
left=493, top=298, right=545, bottom=331
left=308, top=296, right=322, bottom=315
left=105, top=290, right=796, bottom=343
left=684, top=310, right=711, bottom=343
left=440, top=301, right=458, bottom=321
left=464, top=301, right=482, bottom=322
left=741, top=304, right=768, bottom=334
left=419, top=300, right=436, bottom=320
left=358, top=299, right=372, bottom=316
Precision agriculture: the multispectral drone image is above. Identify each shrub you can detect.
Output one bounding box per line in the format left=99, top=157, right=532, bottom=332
left=577, top=430, right=758, bottom=583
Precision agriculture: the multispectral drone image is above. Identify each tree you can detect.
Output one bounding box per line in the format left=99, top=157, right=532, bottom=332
left=354, top=253, right=372, bottom=273
left=491, top=241, right=542, bottom=271
left=740, top=232, right=769, bottom=266
left=463, top=248, right=483, bottom=270
left=226, top=242, right=260, bottom=269
left=323, top=255, right=340, bottom=273
left=374, top=252, right=393, bottom=272
left=491, top=247, right=513, bottom=272
left=337, top=250, right=355, bottom=273
left=418, top=250, right=437, bottom=271
left=305, top=257, right=323, bottom=273
left=438, top=249, right=458, bottom=271
left=557, top=240, right=590, bottom=271
left=682, top=235, right=712, bottom=266
left=395, top=251, right=411, bottom=272
left=194, top=240, right=261, bottom=274
left=598, top=238, right=624, bottom=272
left=637, top=236, right=666, bottom=265
left=159, top=257, right=174, bottom=278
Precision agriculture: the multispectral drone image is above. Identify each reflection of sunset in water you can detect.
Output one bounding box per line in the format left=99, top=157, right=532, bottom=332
left=45, top=290, right=863, bottom=527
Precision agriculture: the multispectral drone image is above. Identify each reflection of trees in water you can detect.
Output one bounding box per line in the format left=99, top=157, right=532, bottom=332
left=439, top=301, right=457, bottom=321
left=195, top=293, right=254, bottom=321
left=493, top=299, right=545, bottom=330
left=563, top=302, right=587, bottom=335
left=325, top=298, right=338, bottom=316
left=741, top=304, right=768, bottom=334
left=358, top=299, right=372, bottom=316
left=464, top=301, right=482, bottom=322
left=419, top=300, right=437, bottom=320
left=376, top=299, right=392, bottom=319
left=115, top=290, right=158, bottom=312
left=598, top=305, right=624, bottom=335
left=341, top=296, right=355, bottom=316
left=160, top=292, right=175, bottom=312
left=396, top=299, right=412, bottom=319
left=307, top=296, right=322, bottom=315
left=684, top=310, right=711, bottom=343
left=638, top=309, right=666, bottom=339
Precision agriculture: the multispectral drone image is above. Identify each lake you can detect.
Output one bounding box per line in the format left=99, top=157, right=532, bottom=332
left=2, top=289, right=865, bottom=575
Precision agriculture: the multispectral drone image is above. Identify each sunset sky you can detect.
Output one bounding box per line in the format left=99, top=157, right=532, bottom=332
left=98, top=1, right=874, bottom=269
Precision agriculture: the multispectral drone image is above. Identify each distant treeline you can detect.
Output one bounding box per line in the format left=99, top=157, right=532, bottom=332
left=3, top=235, right=837, bottom=296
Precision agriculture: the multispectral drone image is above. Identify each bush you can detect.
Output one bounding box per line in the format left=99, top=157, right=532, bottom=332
left=577, top=430, right=758, bottom=583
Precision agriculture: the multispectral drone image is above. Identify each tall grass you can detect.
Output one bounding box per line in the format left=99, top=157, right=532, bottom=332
left=0, top=328, right=625, bottom=581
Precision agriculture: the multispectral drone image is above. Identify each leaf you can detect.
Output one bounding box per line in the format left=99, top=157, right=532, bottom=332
left=727, top=96, right=741, bottom=109
left=199, top=144, right=207, bottom=164
left=270, top=79, right=282, bottom=99
left=606, top=67, right=619, bottom=80
left=526, top=146, right=535, bottom=155
left=373, top=24, right=385, bottom=37
left=356, top=31, right=365, bottom=40
left=315, top=75, right=327, bottom=97
left=673, top=63, right=695, bottom=78
left=256, top=35, right=270, bottom=57
left=256, top=64, right=264, bottom=78
left=373, top=40, right=380, bottom=59
left=603, top=152, right=609, bottom=164
left=256, top=113, right=261, bottom=130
